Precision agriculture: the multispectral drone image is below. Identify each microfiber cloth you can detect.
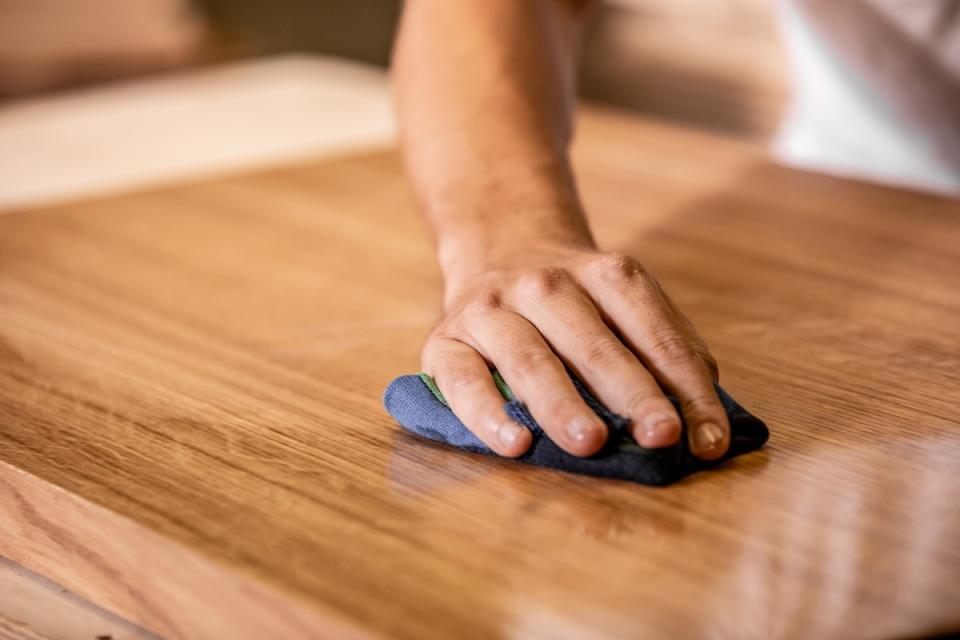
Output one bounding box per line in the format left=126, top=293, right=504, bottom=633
left=383, top=371, right=769, bottom=485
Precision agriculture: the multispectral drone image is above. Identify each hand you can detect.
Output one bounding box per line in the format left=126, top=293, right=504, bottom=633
left=422, top=242, right=730, bottom=460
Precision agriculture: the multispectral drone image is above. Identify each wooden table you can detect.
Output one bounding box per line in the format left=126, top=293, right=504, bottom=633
left=1, top=108, right=958, bottom=640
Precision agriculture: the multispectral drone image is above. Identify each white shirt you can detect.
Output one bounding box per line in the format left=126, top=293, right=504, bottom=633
left=772, top=0, right=960, bottom=195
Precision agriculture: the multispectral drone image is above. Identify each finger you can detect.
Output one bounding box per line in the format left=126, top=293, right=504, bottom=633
left=504, top=268, right=682, bottom=448
left=423, top=336, right=532, bottom=457
left=662, top=288, right=720, bottom=381
left=460, top=294, right=608, bottom=456
left=581, top=254, right=730, bottom=460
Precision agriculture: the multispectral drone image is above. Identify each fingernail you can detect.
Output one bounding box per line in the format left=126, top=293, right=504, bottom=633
left=642, top=412, right=681, bottom=443
left=498, top=422, right=525, bottom=448
left=565, top=415, right=602, bottom=443
left=693, top=422, right=725, bottom=453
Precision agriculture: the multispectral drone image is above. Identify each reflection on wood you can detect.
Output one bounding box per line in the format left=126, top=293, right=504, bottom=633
left=0, top=108, right=958, bottom=639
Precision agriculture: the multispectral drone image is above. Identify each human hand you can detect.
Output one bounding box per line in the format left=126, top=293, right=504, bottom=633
left=422, top=242, right=730, bottom=460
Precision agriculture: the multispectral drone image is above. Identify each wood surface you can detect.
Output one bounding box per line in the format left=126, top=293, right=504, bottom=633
left=0, top=555, right=160, bottom=640
left=1, top=107, right=959, bottom=639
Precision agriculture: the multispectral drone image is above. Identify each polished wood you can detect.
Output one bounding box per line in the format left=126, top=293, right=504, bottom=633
left=0, top=555, right=160, bottom=640
left=1, top=107, right=958, bottom=639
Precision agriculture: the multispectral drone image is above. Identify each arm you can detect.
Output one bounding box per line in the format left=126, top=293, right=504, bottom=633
left=392, top=0, right=730, bottom=460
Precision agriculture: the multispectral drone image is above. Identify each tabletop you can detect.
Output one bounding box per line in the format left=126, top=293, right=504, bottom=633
left=1, top=107, right=958, bottom=640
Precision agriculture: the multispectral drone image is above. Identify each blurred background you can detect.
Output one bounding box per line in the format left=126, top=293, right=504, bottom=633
left=0, top=0, right=956, bottom=212
left=0, top=0, right=794, bottom=213
left=0, top=0, right=786, bottom=131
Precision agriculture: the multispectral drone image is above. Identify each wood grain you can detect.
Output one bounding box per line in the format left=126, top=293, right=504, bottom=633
left=1, top=107, right=959, bottom=639
left=0, top=555, right=161, bottom=640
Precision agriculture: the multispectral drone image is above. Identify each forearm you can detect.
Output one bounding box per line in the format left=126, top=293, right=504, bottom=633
left=392, top=0, right=597, bottom=285
left=392, top=1, right=731, bottom=462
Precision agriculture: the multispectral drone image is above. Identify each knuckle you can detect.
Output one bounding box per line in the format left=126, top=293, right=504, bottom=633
left=420, top=334, right=449, bottom=364
left=698, top=349, right=720, bottom=380
left=516, top=267, right=572, bottom=298
left=510, top=347, right=555, bottom=378
left=679, top=391, right=722, bottom=416
left=581, top=336, right=627, bottom=371
left=592, top=252, right=647, bottom=285
left=423, top=324, right=464, bottom=354
left=648, top=330, right=695, bottom=366
left=465, top=289, right=504, bottom=317
left=624, top=389, right=670, bottom=415
left=442, top=368, right=481, bottom=397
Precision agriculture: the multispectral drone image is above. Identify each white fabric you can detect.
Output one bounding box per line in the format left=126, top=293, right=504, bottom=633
left=772, top=0, right=960, bottom=195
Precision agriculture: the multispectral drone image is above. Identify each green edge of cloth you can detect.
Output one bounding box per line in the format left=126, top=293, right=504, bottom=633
left=418, top=371, right=514, bottom=407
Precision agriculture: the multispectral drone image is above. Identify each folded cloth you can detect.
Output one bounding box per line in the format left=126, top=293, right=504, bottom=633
left=383, top=371, right=769, bottom=486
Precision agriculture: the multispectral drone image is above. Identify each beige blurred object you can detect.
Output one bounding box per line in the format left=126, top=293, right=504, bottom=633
left=0, top=54, right=395, bottom=213
left=0, top=0, right=210, bottom=97
left=580, top=0, right=788, bottom=138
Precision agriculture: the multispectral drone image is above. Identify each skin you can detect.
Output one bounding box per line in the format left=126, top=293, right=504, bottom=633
left=392, top=0, right=730, bottom=460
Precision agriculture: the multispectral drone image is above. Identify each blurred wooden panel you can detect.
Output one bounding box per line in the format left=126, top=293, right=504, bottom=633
left=196, top=0, right=401, bottom=66
left=0, top=55, right=395, bottom=212
left=0, top=107, right=958, bottom=639
left=581, top=0, right=788, bottom=138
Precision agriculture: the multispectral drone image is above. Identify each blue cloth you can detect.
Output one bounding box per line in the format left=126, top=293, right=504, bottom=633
left=383, top=371, right=769, bottom=485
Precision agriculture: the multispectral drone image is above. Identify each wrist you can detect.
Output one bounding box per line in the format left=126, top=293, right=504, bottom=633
left=439, top=220, right=592, bottom=277
left=414, top=153, right=596, bottom=289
